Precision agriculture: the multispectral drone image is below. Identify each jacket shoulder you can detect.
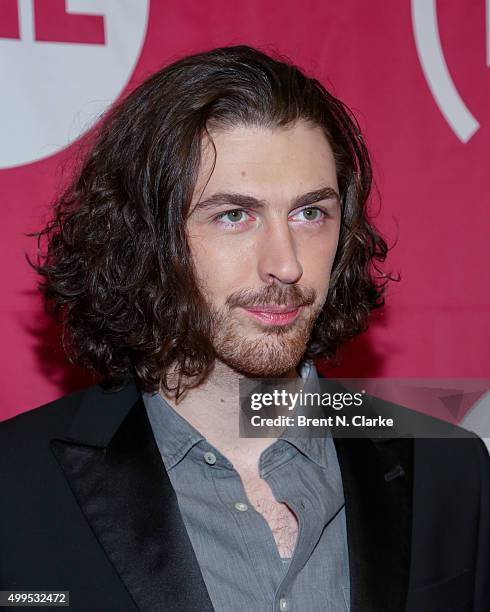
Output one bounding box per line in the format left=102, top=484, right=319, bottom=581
left=0, top=379, right=141, bottom=465
left=0, top=386, right=99, bottom=468
left=1, top=387, right=88, bottom=434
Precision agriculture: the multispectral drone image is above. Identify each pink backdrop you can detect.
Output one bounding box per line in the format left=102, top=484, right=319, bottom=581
left=1, top=0, right=489, bottom=420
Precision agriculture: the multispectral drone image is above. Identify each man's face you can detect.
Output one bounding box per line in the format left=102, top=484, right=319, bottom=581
left=186, top=119, right=341, bottom=377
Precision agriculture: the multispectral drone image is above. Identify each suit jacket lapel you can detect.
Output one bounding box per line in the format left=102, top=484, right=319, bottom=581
left=317, top=369, right=414, bottom=611
left=50, top=381, right=214, bottom=612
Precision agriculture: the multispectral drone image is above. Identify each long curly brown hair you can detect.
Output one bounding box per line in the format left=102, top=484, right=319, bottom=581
left=27, top=45, right=391, bottom=398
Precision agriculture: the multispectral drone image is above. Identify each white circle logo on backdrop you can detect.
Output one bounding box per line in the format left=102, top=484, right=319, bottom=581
left=411, top=0, right=487, bottom=143
left=0, top=0, right=149, bottom=169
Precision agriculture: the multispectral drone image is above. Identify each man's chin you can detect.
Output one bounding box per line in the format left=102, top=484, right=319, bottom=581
left=215, top=337, right=308, bottom=378
left=221, top=359, right=299, bottom=378
left=209, top=307, right=320, bottom=377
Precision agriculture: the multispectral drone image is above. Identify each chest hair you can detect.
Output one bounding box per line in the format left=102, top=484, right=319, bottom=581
left=239, top=468, right=299, bottom=559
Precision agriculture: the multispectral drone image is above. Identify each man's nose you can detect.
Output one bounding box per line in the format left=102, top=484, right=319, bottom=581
left=256, top=222, right=303, bottom=285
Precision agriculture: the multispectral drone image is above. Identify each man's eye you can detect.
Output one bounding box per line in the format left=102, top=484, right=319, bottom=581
left=294, top=207, right=325, bottom=222
left=216, top=209, right=248, bottom=224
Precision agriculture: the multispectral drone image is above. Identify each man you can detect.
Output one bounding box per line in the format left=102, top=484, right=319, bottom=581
left=1, top=46, right=488, bottom=612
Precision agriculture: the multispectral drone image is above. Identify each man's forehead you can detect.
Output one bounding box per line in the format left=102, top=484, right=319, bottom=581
left=192, top=122, right=338, bottom=208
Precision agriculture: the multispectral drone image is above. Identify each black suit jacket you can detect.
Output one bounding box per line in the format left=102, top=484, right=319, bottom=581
left=1, top=377, right=489, bottom=612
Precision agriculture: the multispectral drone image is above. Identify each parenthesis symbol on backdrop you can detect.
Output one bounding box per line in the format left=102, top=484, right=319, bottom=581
left=411, top=0, right=482, bottom=143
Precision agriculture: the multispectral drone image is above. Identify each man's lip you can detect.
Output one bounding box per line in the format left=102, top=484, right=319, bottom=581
left=242, top=306, right=303, bottom=326
left=243, top=305, right=304, bottom=314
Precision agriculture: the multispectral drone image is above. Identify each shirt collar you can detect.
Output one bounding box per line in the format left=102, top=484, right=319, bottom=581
left=143, top=359, right=328, bottom=471
left=143, top=390, right=204, bottom=471
left=278, top=360, right=331, bottom=469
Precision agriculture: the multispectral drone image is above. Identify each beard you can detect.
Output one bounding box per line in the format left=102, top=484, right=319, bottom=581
left=205, top=282, right=322, bottom=377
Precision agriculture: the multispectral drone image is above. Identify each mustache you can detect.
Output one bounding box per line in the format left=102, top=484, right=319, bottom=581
left=225, top=284, right=316, bottom=310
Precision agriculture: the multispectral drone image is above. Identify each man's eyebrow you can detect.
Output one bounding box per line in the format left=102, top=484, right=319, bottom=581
left=192, top=186, right=341, bottom=213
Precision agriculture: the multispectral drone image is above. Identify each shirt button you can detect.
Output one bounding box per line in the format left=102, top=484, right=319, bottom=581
left=204, top=452, right=216, bottom=465
left=279, top=597, right=288, bottom=611
left=234, top=502, right=248, bottom=512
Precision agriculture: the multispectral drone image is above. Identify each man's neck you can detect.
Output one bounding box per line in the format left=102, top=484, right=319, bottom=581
left=158, top=360, right=301, bottom=471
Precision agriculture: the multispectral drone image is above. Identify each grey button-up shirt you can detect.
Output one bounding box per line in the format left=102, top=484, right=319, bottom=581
left=143, top=361, right=350, bottom=611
